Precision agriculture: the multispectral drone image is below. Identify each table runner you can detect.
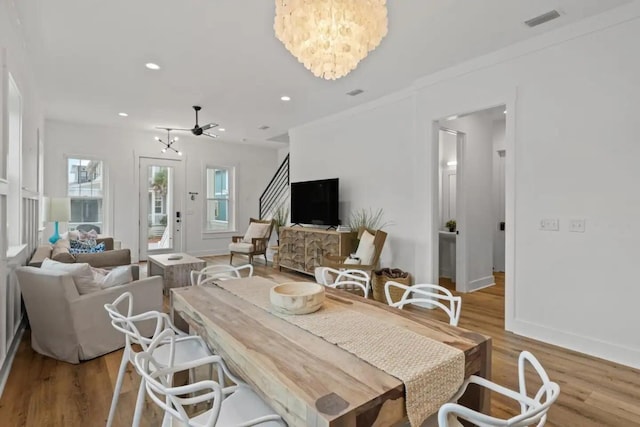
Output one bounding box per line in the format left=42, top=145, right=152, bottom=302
left=208, top=277, right=464, bottom=427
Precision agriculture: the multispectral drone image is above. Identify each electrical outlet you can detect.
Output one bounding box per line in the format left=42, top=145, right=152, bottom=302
left=539, top=218, right=559, bottom=231
left=569, top=219, right=586, bottom=233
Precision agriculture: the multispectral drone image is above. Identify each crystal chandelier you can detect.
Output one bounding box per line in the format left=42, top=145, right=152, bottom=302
left=274, top=0, right=388, bottom=80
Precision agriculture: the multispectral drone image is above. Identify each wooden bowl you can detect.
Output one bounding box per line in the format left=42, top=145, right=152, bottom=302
left=270, top=282, right=325, bottom=315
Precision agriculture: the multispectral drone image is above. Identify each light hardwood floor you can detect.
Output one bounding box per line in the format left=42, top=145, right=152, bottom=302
left=0, top=257, right=638, bottom=426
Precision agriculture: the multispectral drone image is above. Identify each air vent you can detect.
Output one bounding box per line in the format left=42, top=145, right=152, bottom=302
left=346, top=89, right=364, bottom=96
left=525, top=10, right=561, bottom=28
left=258, top=125, right=270, bottom=130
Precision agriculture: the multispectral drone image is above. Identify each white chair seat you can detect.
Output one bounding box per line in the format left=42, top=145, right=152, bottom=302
left=152, top=337, right=211, bottom=367
left=187, top=385, right=286, bottom=427
left=228, top=242, right=254, bottom=253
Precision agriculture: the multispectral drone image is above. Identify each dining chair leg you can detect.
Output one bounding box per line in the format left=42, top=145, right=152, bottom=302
left=106, top=350, right=129, bottom=427
left=132, top=379, right=147, bottom=427
left=264, top=253, right=268, bottom=265
left=229, top=252, right=234, bottom=265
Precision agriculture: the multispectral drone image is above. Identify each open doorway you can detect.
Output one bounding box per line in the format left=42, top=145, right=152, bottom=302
left=436, top=105, right=506, bottom=293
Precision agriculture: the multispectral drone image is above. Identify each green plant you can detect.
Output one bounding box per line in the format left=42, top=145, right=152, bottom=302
left=348, top=208, right=391, bottom=231
left=446, top=219, right=456, bottom=231
left=272, top=203, right=289, bottom=238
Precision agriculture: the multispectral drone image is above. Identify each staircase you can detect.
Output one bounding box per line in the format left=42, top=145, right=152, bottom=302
left=259, top=154, right=289, bottom=220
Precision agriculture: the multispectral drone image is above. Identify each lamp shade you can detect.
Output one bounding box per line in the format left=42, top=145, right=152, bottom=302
left=44, top=197, right=70, bottom=222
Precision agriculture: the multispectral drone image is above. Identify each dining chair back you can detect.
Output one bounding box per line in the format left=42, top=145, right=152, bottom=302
left=319, top=267, right=370, bottom=298
left=438, top=351, right=560, bottom=427
left=385, top=282, right=462, bottom=326
left=104, top=292, right=211, bottom=427
left=190, top=264, right=253, bottom=286
left=135, top=329, right=286, bottom=427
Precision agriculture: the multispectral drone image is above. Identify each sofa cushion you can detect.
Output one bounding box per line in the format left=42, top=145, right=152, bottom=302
left=51, top=239, right=75, bottom=263
left=41, top=258, right=101, bottom=295
left=242, top=222, right=271, bottom=243
left=229, top=242, right=255, bottom=253
left=75, top=249, right=132, bottom=268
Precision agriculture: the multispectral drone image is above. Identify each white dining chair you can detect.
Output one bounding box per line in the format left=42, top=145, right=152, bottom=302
left=190, top=263, right=253, bottom=286
left=385, top=282, right=462, bottom=326
left=319, top=267, right=370, bottom=298
left=135, top=329, right=287, bottom=427
left=438, top=350, right=560, bottom=427
left=104, top=292, right=214, bottom=427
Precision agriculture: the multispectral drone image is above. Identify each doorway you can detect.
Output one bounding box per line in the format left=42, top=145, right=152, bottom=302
left=138, top=157, right=184, bottom=260
left=436, top=106, right=507, bottom=293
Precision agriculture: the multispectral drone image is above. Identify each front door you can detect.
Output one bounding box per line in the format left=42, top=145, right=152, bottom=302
left=139, top=157, right=183, bottom=261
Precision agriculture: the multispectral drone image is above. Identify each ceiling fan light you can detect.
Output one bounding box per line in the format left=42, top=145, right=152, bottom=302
left=161, top=147, right=167, bottom=153
left=154, top=136, right=160, bottom=141
left=177, top=151, right=183, bottom=156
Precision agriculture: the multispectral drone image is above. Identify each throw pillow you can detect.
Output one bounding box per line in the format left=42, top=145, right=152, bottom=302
left=41, top=258, right=101, bottom=295
left=69, top=240, right=105, bottom=255
left=91, top=265, right=133, bottom=289
left=242, top=222, right=271, bottom=243
left=354, top=230, right=377, bottom=265
left=78, top=229, right=98, bottom=241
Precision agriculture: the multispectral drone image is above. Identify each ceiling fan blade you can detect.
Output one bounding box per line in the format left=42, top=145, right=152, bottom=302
left=171, top=128, right=193, bottom=132
left=200, top=123, right=219, bottom=131
left=203, top=132, right=218, bottom=139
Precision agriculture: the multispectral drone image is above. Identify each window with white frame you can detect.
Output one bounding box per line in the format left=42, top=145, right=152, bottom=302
left=67, top=158, right=104, bottom=233
left=205, top=166, right=234, bottom=232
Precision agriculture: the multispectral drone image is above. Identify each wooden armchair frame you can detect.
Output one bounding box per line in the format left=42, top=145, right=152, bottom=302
left=323, top=227, right=387, bottom=273
left=229, top=218, right=275, bottom=265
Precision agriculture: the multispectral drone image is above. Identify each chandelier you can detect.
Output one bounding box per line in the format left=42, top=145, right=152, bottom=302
left=155, top=128, right=182, bottom=156
left=274, top=0, right=388, bottom=80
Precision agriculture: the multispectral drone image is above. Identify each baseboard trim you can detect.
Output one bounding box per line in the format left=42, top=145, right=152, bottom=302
left=0, top=317, right=26, bottom=398
left=466, top=275, right=495, bottom=292
left=188, top=249, right=230, bottom=257
left=511, top=318, right=640, bottom=370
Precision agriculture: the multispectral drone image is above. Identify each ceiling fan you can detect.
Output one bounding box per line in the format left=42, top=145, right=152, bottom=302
left=157, top=106, right=219, bottom=139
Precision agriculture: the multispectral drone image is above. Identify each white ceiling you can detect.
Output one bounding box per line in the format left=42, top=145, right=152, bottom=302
left=16, top=0, right=631, bottom=147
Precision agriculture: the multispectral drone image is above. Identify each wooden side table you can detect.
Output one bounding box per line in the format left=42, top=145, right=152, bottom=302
left=147, top=253, right=206, bottom=295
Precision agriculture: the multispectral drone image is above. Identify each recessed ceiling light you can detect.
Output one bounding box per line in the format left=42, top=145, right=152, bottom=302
left=280, top=96, right=291, bottom=101
left=145, top=62, right=161, bottom=70
left=504, top=110, right=507, bottom=114
left=118, top=112, right=128, bottom=117
left=218, top=128, right=226, bottom=132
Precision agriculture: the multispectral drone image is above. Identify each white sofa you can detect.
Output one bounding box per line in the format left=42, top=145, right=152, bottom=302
left=16, top=266, right=163, bottom=364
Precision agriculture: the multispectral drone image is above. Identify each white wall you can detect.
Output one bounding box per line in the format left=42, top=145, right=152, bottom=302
left=44, top=120, right=279, bottom=260
left=290, top=95, right=418, bottom=271
left=290, top=3, right=640, bottom=368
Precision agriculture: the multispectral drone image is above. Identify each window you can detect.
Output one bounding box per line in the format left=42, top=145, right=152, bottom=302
left=205, top=166, right=234, bottom=232
left=154, top=197, right=163, bottom=214
left=67, top=158, right=104, bottom=232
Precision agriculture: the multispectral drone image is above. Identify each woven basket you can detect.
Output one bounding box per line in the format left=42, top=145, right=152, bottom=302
left=372, top=269, right=412, bottom=303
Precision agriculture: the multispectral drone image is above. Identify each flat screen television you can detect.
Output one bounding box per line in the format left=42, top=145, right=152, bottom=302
left=290, top=178, right=339, bottom=226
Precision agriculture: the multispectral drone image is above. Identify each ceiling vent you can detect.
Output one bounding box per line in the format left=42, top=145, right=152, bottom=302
left=258, top=125, right=270, bottom=130
left=346, top=89, right=364, bottom=96
left=525, top=10, right=561, bottom=28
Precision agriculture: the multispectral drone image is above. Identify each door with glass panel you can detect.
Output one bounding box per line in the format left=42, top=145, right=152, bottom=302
left=139, top=157, right=183, bottom=260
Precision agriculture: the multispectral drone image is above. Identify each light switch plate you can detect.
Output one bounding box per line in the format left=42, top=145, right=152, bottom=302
left=539, top=218, right=559, bottom=231
left=569, top=219, right=586, bottom=233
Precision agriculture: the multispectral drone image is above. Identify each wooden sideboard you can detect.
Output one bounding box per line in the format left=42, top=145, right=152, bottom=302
left=279, top=227, right=356, bottom=275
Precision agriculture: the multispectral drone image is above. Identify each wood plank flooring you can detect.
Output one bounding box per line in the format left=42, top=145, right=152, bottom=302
left=0, top=257, right=638, bottom=426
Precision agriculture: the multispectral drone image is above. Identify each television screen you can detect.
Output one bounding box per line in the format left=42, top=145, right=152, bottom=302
left=290, top=178, right=339, bottom=226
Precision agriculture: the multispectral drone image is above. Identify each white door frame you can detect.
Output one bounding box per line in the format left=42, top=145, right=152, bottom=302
left=136, top=155, right=186, bottom=261
left=429, top=94, right=517, bottom=331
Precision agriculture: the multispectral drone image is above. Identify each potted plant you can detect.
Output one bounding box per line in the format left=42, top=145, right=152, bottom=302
left=348, top=208, right=390, bottom=231
left=446, top=219, right=456, bottom=232
left=272, top=203, right=289, bottom=245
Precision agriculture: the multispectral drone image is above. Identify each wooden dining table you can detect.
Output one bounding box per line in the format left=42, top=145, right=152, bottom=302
left=171, top=277, right=491, bottom=427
